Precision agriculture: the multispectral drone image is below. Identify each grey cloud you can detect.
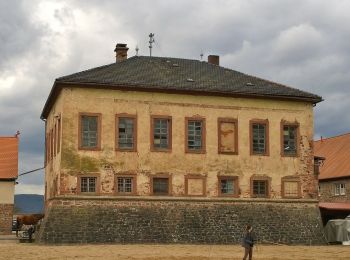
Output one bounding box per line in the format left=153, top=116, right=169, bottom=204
left=0, top=0, right=44, bottom=71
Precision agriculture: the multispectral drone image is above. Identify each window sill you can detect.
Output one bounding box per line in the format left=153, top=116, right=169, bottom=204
left=150, top=148, right=172, bottom=153
left=185, top=150, right=206, bottom=154
left=116, top=149, right=137, bottom=152
left=78, top=147, right=101, bottom=151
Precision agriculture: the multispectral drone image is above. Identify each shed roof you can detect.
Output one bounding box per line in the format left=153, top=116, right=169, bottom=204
left=319, top=202, right=350, bottom=211
left=0, top=137, right=18, bottom=179
left=41, top=56, right=322, bottom=119
left=315, top=133, right=350, bottom=180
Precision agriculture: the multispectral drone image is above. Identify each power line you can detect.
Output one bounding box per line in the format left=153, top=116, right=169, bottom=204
left=19, top=167, right=44, bottom=176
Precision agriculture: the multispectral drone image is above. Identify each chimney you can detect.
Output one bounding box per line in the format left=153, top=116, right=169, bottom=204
left=208, top=55, right=219, bottom=65
left=114, top=43, right=129, bottom=62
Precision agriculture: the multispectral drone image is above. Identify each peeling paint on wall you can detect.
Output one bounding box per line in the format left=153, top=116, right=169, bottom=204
left=44, top=88, right=317, bottom=199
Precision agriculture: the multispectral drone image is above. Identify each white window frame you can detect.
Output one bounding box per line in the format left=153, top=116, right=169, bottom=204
left=334, top=183, right=346, bottom=196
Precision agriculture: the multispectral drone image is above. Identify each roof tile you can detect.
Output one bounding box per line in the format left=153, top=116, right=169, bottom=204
left=0, top=137, right=18, bottom=179
left=56, top=56, right=322, bottom=102
left=314, top=133, right=350, bottom=180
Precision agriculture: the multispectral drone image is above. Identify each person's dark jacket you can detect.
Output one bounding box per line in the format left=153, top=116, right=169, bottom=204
left=242, top=231, right=256, bottom=248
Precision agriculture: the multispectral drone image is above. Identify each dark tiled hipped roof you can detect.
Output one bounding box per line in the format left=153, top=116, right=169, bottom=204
left=42, top=56, right=322, bottom=118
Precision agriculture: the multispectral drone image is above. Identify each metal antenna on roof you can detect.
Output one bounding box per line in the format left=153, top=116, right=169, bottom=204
left=135, top=45, right=139, bottom=56
left=149, top=33, right=155, bottom=57
left=200, top=50, right=204, bottom=61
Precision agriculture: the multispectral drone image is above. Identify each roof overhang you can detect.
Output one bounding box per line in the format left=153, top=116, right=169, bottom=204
left=319, top=202, right=350, bottom=211
left=41, top=81, right=323, bottom=120
left=319, top=175, right=350, bottom=181
left=0, top=178, right=17, bottom=182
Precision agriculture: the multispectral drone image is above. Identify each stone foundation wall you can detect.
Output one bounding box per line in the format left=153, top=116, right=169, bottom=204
left=0, top=204, right=13, bottom=235
left=37, top=197, right=326, bottom=245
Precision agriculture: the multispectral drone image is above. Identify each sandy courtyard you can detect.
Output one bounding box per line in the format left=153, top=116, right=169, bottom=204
left=1, top=243, right=350, bottom=260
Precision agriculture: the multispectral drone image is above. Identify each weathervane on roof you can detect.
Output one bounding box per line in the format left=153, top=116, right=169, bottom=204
left=135, top=45, right=139, bottom=56
left=149, top=33, right=155, bottom=57
left=200, top=50, right=204, bottom=61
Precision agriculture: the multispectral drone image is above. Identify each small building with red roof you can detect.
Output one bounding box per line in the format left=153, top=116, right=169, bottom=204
left=314, top=132, right=350, bottom=223
left=0, top=135, right=19, bottom=234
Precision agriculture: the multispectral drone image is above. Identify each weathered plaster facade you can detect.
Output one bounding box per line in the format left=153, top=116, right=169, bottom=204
left=44, top=86, right=317, bottom=200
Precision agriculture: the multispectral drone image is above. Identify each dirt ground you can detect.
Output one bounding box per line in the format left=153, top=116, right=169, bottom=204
left=1, top=243, right=350, bottom=260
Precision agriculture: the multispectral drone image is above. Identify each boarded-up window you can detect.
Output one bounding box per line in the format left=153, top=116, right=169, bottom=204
left=186, top=176, right=205, bottom=196
left=218, top=119, right=238, bottom=154
left=283, top=181, right=299, bottom=197
left=281, top=177, right=300, bottom=198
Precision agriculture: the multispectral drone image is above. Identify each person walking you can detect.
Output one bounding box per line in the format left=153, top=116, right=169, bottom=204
left=242, top=225, right=256, bottom=260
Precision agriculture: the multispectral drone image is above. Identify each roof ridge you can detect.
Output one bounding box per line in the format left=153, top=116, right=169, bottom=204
left=137, top=55, right=200, bottom=62
left=314, top=132, right=350, bottom=142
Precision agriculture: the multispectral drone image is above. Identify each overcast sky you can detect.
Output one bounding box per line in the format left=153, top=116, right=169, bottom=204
left=1, top=0, right=349, bottom=195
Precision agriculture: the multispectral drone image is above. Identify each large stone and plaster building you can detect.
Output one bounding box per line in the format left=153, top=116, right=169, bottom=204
left=315, top=133, right=350, bottom=222
left=0, top=135, right=18, bottom=234
left=38, top=44, right=326, bottom=244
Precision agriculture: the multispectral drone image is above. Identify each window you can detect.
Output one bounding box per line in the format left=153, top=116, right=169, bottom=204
left=50, top=128, right=54, bottom=160
left=250, top=120, right=269, bottom=155
left=45, top=133, right=48, bottom=165
left=151, top=116, right=172, bottom=151
left=318, top=185, right=321, bottom=196
left=53, top=123, right=57, bottom=157
left=218, top=176, right=239, bottom=197
left=253, top=180, right=267, bottom=197
left=79, top=113, right=101, bottom=150
left=251, top=176, right=270, bottom=198
left=185, top=117, right=206, bottom=153
left=185, top=175, right=206, bottom=196
left=281, top=122, right=299, bottom=156
left=218, top=118, right=238, bottom=154
left=152, top=176, right=171, bottom=195
left=116, top=115, right=137, bottom=151
left=281, top=177, right=301, bottom=198
left=335, top=183, right=346, bottom=196
left=117, top=176, right=135, bottom=194
left=57, top=117, right=61, bottom=154
left=80, top=177, right=97, bottom=193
